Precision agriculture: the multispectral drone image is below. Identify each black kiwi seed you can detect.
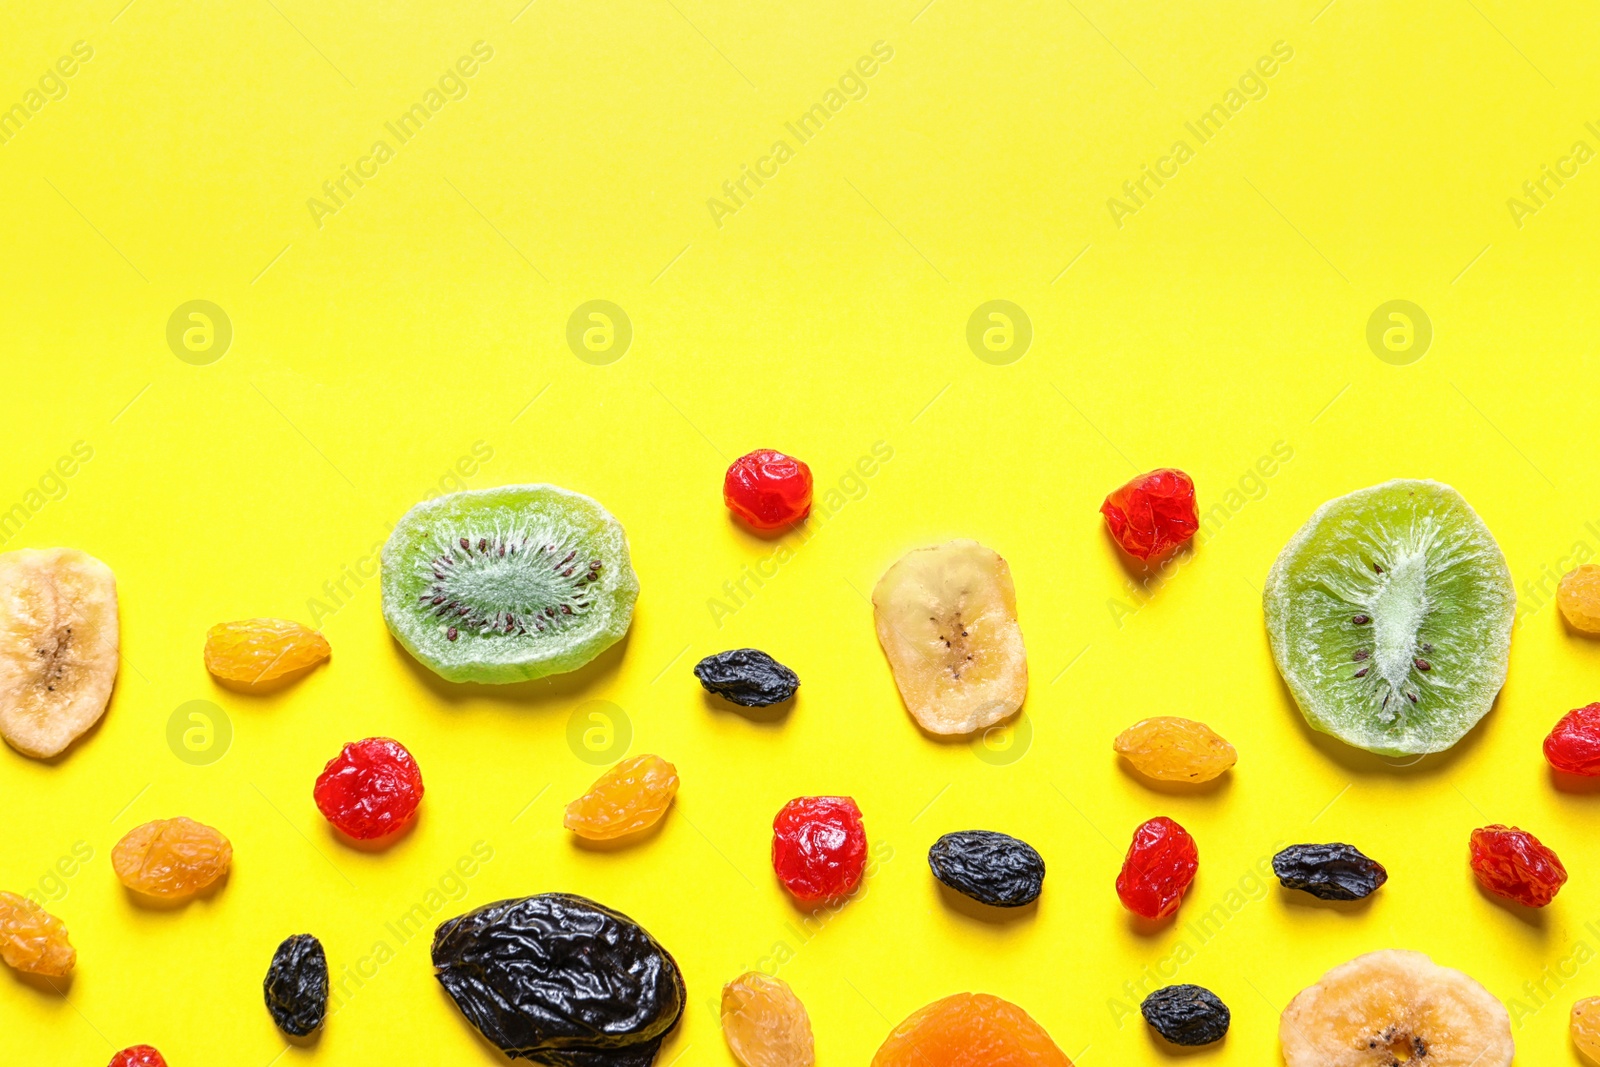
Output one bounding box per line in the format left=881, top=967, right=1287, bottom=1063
left=1352, top=614, right=1371, bottom=625
left=1415, top=659, right=1431, bottom=671
left=1354, top=668, right=1369, bottom=678
left=1353, top=649, right=1370, bottom=661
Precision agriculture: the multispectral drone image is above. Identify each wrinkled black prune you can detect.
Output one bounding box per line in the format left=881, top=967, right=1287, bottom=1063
left=693, top=649, right=799, bottom=707
left=1141, top=984, right=1230, bottom=1046
left=927, top=830, right=1045, bottom=908
left=263, top=933, right=329, bottom=1037
left=432, top=893, right=685, bottom=1066
left=1272, top=842, right=1387, bottom=901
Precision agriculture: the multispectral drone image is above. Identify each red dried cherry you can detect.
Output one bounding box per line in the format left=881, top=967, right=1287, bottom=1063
left=1116, top=816, right=1198, bottom=919
left=109, top=1048, right=167, bottom=1067
left=1544, top=703, right=1600, bottom=775
left=1101, top=469, right=1199, bottom=561
left=772, top=796, right=866, bottom=901
left=725, top=449, right=813, bottom=530
left=1470, top=825, right=1566, bottom=907
left=313, top=737, right=424, bottom=840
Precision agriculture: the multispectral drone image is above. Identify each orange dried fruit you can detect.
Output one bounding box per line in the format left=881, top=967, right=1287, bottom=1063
left=0, top=891, right=75, bottom=976
left=564, top=755, right=679, bottom=840
left=1573, top=997, right=1600, bottom=1064
left=204, top=618, right=329, bottom=683
left=1559, top=564, right=1600, bottom=634
left=113, top=817, right=233, bottom=898
left=721, top=971, right=815, bottom=1067
left=872, top=992, right=1073, bottom=1067
left=1113, top=716, right=1237, bottom=783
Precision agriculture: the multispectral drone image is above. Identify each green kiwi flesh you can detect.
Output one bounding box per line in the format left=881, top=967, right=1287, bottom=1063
left=381, top=485, right=638, bottom=683
left=1264, top=479, right=1514, bottom=756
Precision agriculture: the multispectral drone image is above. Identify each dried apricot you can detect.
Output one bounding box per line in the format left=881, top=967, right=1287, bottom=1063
left=204, top=618, right=330, bottom=683
left=0, top=891, right=75, bottom=975
left=722, top=971, right=815, bottom=1067
left=564, top=754, right=679, bottom=840
left=1113, top=717, right=1236, bottom=783
left=1559, top=564, right=1600, bottom=634
left=113, top=817, right=232, bottom=898
left=871, top=992, right=1073, bottom=1066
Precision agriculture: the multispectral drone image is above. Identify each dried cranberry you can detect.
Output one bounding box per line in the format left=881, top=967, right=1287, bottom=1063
left=1544, top=703, right=1600, bottom=775
left=313, top=737, right=425, bottom=840
left=109, top=1048, right=167, bottom=1067
left=1116, top=816, right=1198, bottom=919
left=772, top=796, right=866, bottom=901
left=724, top=450, right=813, bottom=530
left=1101, top=469, right=1199, bottom=561
left=1469, top=825, right=1566, bottom=907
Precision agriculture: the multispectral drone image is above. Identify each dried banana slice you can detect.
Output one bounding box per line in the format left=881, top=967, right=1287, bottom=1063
left=872, top=540, right=1027, bottom=736
left=0, top=548, right=119, bottom=758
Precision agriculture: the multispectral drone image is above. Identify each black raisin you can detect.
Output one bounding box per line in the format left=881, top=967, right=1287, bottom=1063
left=263, top=933, right=329, bottom=1037
left=693, top=649, right=799, bottom=707
left=927, top=830, right=1045, bottom=908
left=1272, top=842, right=1388, bottom=901
left=1140, top=984, right=1230, bottom=1046
left=432, top=893, right=685, bottom=1064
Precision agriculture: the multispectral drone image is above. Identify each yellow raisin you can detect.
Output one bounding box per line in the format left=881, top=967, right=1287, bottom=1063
left=0, top=891, right=75, bottom=976
left=204, top=618, right=330, bottom=683
left=722, top=972, right=816, bottom=1067
left=1575, top=997, right=1600, bottom=1064
left=1559, top=565, right=1600, bottom=635
left=113, top=817, right=233, bottom=898
left=1114, top=716, right=1237, bottom=782
left=563, top=755, right=679, bottom=840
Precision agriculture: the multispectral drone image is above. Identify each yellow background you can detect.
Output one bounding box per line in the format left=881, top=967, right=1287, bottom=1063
left=2, top=0, right=1598, bottom=1062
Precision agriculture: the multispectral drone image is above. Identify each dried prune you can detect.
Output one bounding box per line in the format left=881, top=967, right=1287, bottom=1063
left=1470, top=825, right=1567, bottom=907
left=1116, top=816, right=1197, bottom=919
left=927, top=830, right=1044, bottom=908
left=433, top=893, right=685, bottom=1065
left=772, top=796, right=867, bottom=901
left=0, top=891, right=74, bottom=975
left=1272, top=843, right=1387, bottom=901
left=694, top=649, right=799, bottom=707
left=1141, top=984, right=1229, bottom=1046
left=109, top=1048, right=167, bottom=1067
left=264, top=934, right=328, bottom=1037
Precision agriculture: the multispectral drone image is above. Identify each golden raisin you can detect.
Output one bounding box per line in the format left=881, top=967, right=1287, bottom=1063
left=1574, top=997, right=1600, bottom=1064
left=1559, top=565, right=1600, bottom=635
left=872, top=992, right=1073, bottom=1067
left=0, top=891, right=75, bottom=976
left=721, top=972, right=816, bottom=1067
left=1114, top=716, right=1237, bottom=783
left=564, top=755, right=679, bottom=840
left=113, top=817, right=233, bottom=898
left=204, top=618, right=330, bottom=683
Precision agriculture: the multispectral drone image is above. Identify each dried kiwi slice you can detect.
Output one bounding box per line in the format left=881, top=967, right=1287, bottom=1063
left=1264, top=479, right=1513, bottom=756
left=381, top=485, right=638, bottom=683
